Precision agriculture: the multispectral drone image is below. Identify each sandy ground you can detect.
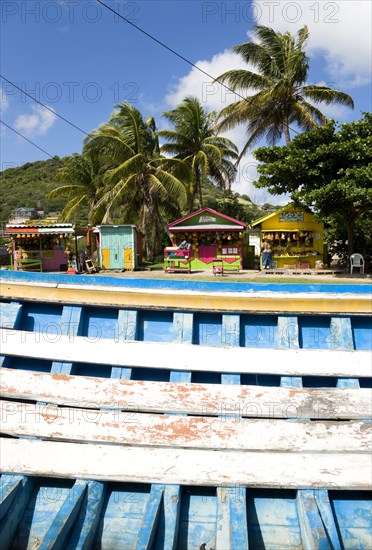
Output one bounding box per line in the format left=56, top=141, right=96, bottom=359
left=94, top=268, right=372, bottom=284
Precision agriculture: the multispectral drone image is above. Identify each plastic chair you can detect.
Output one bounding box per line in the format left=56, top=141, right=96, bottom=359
left=350, top=253, right=364, bottom=274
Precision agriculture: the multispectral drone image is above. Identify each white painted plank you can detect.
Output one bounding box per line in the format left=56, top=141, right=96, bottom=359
left=1, top=368, right=370, bottom=420
left=1, top=329, right=371, bottom=377
left=1, top=400, right=369, bottom=452
left=1, top=438, right=370, bottom=489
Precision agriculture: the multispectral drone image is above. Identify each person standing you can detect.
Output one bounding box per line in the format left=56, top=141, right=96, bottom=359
left=261, top=240, right=273, bottom=270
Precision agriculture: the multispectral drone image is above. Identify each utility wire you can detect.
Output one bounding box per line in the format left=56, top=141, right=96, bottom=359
left=96, top=0, right=304, bottom=139
left=0, top=119, right=64, bottom=163
left=96, top=0, right=244, bottom=102
left=0, top=75, right=89, bottom=136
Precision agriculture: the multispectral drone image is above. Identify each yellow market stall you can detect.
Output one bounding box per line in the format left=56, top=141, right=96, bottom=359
left=251, top=205, right=325, bottom=269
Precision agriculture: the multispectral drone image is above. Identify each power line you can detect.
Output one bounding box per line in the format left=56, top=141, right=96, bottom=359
left=96, top=0, right=246, bottom=102
left=96, top=0, right=303, bottom=138
left=0, top=119, right=64, bottom=163
left=0, top=75, right=89, bottom=137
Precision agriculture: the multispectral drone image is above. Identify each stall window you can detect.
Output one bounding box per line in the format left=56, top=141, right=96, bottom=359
left=222, top=247, right=238, bottom=255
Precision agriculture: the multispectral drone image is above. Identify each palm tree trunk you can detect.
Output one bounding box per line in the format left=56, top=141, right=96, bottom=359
left=284, top=117, right=291, bottom=146
left=195, top=168, right=203, bottom=209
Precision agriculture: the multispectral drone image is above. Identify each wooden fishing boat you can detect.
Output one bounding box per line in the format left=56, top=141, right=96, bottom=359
left=0, top=270, right=371, bottom=549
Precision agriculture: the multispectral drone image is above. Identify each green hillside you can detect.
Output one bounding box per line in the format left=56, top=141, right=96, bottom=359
left=0, top=156, right=69, bottom=225
left=0, top=157, right=269, bottom=228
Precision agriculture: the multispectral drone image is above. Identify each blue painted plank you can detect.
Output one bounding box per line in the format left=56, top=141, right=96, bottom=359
left=221, top=314, right=240, bottom=385
left=0, top=475, right=35, bottom=549
left=66, top=480, right=106, bottom=550
left=2, top=268, right=370, bottom=294
left=51, top=305, right=83, bottom=375
left=0, top=475, right=23, bottom=521
left=281, top=317, right=343, bottom=550
left=330, top=317, right=360, bottom=389
left=0, top=302, right=22, bottom=329
left=0, top=302, right=22, bottom=367
left=159, top=485, right=182, bottom=550
left=170, top=313, right=193, bottom=384
left=134, top=484, right=165, bottom=550
left=157, top=313, right=194, bottom=548
left=118, top=308, right=138, bottom=341
left=297, top=490, right=331, bottom=549
left=174, top=312, right=193, bottom=344
left=217, top=315, right=248, bottom=549
left=38, top=479, right=87, bottom=550
left=314, top=490, right=342, bottom=550
left=279, top=316, right=302, bottom=389
left=216, top=486, right=248, bottom=550
left=111, top=309, right=138, bottom=379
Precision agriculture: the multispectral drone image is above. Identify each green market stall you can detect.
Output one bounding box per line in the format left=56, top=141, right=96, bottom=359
left=165, top=208, right=247, bottom=273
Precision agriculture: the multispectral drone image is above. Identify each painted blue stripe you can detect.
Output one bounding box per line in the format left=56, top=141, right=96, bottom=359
left=111, top=309, right=139, bottom=379
left=314, top=490, right=342, bottom=550
left=0, top=302, right=22, bottom=329
left=279, top=318, right=342, bottom=549
left=297, top=490, right=332, bottom=549
left=1, top=269, right=370, bottom=294
left=0, top=475, right=23, bottom=522
left=217, top=315, right=248, bottom=550
left=67, top=480, right=107, bottom=550
left=135, top=484, right=165, bottom=550
left=160, top=485, right=182, bottom=550
left=0, top=475, right=35, bottom=549
left=279, top=316, right=302, bottom=389
left=330, top=317, right=360, bottom=389
left=0, top=302, right=22, bottom=367
left=38, top=480, right=87, bottom=550
left=51, top=305, right=83, bottom=375
left=160, top=312, right=194, bottom=548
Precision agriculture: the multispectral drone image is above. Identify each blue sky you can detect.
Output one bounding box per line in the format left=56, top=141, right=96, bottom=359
left=1, top=0, right=371, bottom=204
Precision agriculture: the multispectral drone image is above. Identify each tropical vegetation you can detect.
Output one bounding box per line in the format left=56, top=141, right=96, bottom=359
left=216, top=25, right=354, bottom=157
left=254, top=113, right=372, bottom=257
left=159, top=96, right=239, bottom=209
left=48, top=150, right=106, bottom=225
left=82, top=102, right=188, bottom=260
left=2, top=24, right=367, bottom=262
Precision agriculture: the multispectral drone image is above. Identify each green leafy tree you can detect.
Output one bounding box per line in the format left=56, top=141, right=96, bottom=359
left=216, top=25, right=354, bottom=157
left=253, top=113, right=372, bottom=256
left=158, top=96, right=239, bottom=209
left=85, top=102, right=188, bottom=260
left=49, top=151, right=105, bottom=224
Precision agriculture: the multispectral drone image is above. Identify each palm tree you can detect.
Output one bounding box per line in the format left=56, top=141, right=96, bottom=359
left=216, top=25, right=354, bottom=158
left=49, top=151, right=105, bottom=224
left=84, top=102, right=188, bottom=261
left=158, top=96, right=239, bottom=209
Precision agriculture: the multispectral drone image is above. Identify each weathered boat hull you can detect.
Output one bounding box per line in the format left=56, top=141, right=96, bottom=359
left=0, top=271, right=371, bottom=549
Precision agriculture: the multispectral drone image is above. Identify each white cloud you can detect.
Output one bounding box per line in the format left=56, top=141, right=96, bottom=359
left=253, top=0, right=372, bottom=86
left=164, top=1, right=371, bottom=203
left=165, top=49, right=249, bottom=111
left=14, top=105, right=57, bottom=137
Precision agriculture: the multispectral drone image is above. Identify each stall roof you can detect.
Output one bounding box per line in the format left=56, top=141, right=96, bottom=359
left=168, top=208, right=247, bottom=231
left=170, top=224, right=245, bottom=231
left=5, top=223, right=75, bottom=235
left=250, top=204, right=313, bottom=227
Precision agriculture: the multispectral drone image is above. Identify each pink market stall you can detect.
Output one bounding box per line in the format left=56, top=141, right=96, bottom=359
left=5, top=223, right=75, bottom=272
